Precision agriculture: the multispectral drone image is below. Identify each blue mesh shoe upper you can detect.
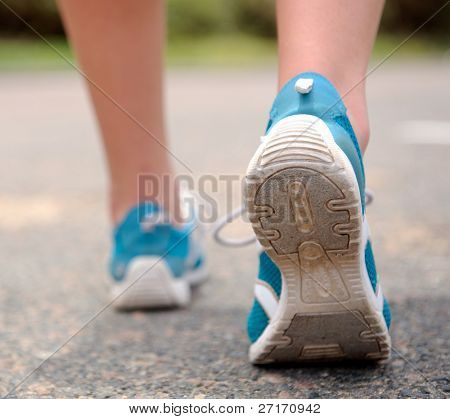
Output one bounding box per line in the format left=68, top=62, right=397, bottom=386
left=247, top=299, right=269, bottom=343
left=109, top=202, right=203, bottom=282
left=364, top=240, right=378, bottom=292
left=258, top=251, right=282, bottom=297
left=383, top=298, right=392, bottom=329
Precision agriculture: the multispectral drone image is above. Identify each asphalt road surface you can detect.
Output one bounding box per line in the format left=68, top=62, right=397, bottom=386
left=0, top=60, right=449, bottom=398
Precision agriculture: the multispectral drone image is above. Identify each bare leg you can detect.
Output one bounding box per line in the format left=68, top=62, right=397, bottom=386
left=276, top=0, right=384, bottom=152
left=58, top=0, right=173, bottom=224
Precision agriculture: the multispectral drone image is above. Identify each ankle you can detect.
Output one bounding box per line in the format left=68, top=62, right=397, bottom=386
left=110, top=183, right=181, bottom=227
left=110, top=192, right=139, bottom=226
left=333, top=77, right=370, bottom=154
left=323, top=74, right=371, bottom=154
left=345, top=102, right=370, bottom=154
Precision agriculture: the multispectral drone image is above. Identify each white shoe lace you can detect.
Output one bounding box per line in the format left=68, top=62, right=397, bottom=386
left=211, top=189, right=374, bottom=247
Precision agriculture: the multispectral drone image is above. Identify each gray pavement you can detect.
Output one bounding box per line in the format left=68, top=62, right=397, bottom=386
left=0, top=60, right=449, bottom=398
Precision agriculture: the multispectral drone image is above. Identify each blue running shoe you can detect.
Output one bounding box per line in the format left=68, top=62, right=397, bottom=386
left=109, top=202, right=207, bottom=309
left=245, top=72, right=391, bottom=363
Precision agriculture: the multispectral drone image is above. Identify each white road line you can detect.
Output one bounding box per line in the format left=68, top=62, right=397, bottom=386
left=396, top=120, right=450, bottom=145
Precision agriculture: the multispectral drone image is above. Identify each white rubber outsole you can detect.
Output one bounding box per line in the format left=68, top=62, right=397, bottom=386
left=246, top=115, right=391, bottom=364
left=111, top=256, right=208, bottom=310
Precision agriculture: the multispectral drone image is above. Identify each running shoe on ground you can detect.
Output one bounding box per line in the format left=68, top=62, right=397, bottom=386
left=245, top=72, right=391, bottom=364
left=109, top=202, right=207, bottom=309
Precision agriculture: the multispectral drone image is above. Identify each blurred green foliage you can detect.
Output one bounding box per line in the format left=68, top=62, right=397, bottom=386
left=0, top=0, right=448, bottom=38
left=228, top=0, right=277, bottom=39
left=167, top=0, right=232, bottom=37
left=380, top=0, right=450, bottom=36
left=0, top=0, right=62, bottom=35
left=0, top=0, right=447, bottom=70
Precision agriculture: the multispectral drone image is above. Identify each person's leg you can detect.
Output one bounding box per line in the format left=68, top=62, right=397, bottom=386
left=57, top=0, right=173, bottom=224
left=246, top=1, right=391, bottom=363
left=276, top=0, right=385, bottom=152
left=57, top=1, right=206, bottom=309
